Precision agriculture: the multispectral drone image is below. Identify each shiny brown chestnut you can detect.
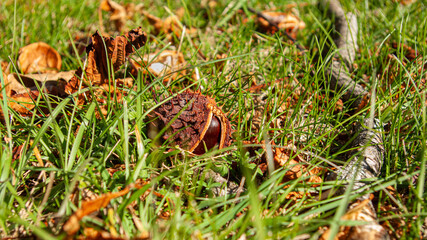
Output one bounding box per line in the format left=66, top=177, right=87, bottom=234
left=153, top=91, right=232, bottom=154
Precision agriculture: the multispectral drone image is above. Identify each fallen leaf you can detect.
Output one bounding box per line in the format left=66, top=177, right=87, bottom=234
left=0, top=71, right=74, bottom=119
left=64, top=28, right=146, bottom=117
left=18, top=42, right=62, bottom=74
left=100, top=0, right=127, bottom=32
left=1, top=60, right=10, bottom=75
left=256, top=10, right=306, bottom=39
left=130, top=50, right=187, bottom=82
left=320, top=198, right=389, bottom=240
left=274, top=147, right=323, bottom=183
left=6, top=71, right=74, bottom=95
left=12, top=145, right=25, bottom=162
left=395, top=0, right=417, bottom=5
left=1, top=28, right=146, bottom=120
left=214, top=53, right=228, bottom=72
left=83, top=227, right=116, bottom=240
left=141, top=8, right=197, bottom=41
left=63, top=182, right=148, bottom=237
left=66, top=27, right=147, bottom=95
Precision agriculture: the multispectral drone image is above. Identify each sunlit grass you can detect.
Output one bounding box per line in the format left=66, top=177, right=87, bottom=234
left=0, top=0, right=426, bottom=239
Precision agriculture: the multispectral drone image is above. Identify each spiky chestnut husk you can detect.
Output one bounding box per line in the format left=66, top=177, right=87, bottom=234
left=154, top=91, right=232, bottom=154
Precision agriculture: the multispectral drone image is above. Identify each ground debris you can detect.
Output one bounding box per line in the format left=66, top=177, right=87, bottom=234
left=129, top=50, right=187, bottom=83
left=18, top=42, right=62, bottom=74
left=63, top=181, right=150, bottom=238
left=254, top=10, right=306, bottom=39
left=320, top=198, right=390, bottom=240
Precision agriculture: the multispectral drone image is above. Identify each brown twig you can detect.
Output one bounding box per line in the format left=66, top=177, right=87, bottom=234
left=319, top=0, right=389, bottom=237
left=335, top=118, right=385, bottom=195
left=320, top=0, right=369, bottom=111
left=319, top=0, right=383, bottom=197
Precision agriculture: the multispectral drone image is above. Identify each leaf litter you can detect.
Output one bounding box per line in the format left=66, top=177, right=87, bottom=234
left=0, top=27, right=147, bottom=120
left=18, top=42, right=62, bottom=74
left=129, top=50, right=188, bottom=83
left=0, top=0, right=422, bottom=239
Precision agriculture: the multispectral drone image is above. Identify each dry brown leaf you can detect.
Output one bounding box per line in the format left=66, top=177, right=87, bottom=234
left=142, top=8, right=197, bottom=41
left=100, top=0, right=127, bottom=32
left=395, top=0, right=417, bottom=5
left=2, top=19, right=145, bottom=121
left=6, top=71, right=74, bottom=96
left=142, top=8, right=183, bottom=35
left=214, top=53, right=228, bottom=72
left=0, top=71, right=74, bottom=119
left=320, top=198, right=389, bottom=240
left=64, top=28, right=146, bottom=118
left=1, top=60, right=10, bottom=76
left=274, top=147, right=323, bottom=183
left=65, top=27, right=146, bottom=100
left=12, top=145, right=25, bottom=162
left=99, top=0, right=144, bottom=34
left=82, top=227, right=117, bottom=240
left=18, top=42, right=61, bottom=74
left=63, top=182, right=148, bottom=237
left=130, top=50, right=186, bottom=82
left=256, top=10, right=306, bottom=39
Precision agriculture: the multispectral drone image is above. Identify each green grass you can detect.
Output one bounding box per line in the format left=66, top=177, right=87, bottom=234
left=1, top=0, right=426, bottom=239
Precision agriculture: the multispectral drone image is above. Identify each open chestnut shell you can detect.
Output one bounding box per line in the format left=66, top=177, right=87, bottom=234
left=153, top=91, right=232, bottom=154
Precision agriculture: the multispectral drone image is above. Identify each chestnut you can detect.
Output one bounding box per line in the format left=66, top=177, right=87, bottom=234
left=154, top=91, right=232, bottom=154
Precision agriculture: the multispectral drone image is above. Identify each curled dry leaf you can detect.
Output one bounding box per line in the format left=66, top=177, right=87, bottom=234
left=100, top=0, right=127, bottom=32
left=99, top=0, right=144, bottom=34
left=1, top=28, right=146, bottom=120
left=65, top=27, right=147, bottom=95
left=142, top=8, right=197, bottom=40
left=274, top=147, right=323, bottom=184
left=130, top=50, right=187, bottom=82
left=64, top=27, right=146, bottom=116
left=142, top=8, right=183, bottom=35
left=18, top=42, right=61, bottom=74
left=63, top=182, right=148, bottom=237
left=320, top=198, right=389, bottom=240
left=0, top=71, right=74, bottom=119
left=256, top=10, right=306, bottom=38
left=152, top=91, right=232, bottom=154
